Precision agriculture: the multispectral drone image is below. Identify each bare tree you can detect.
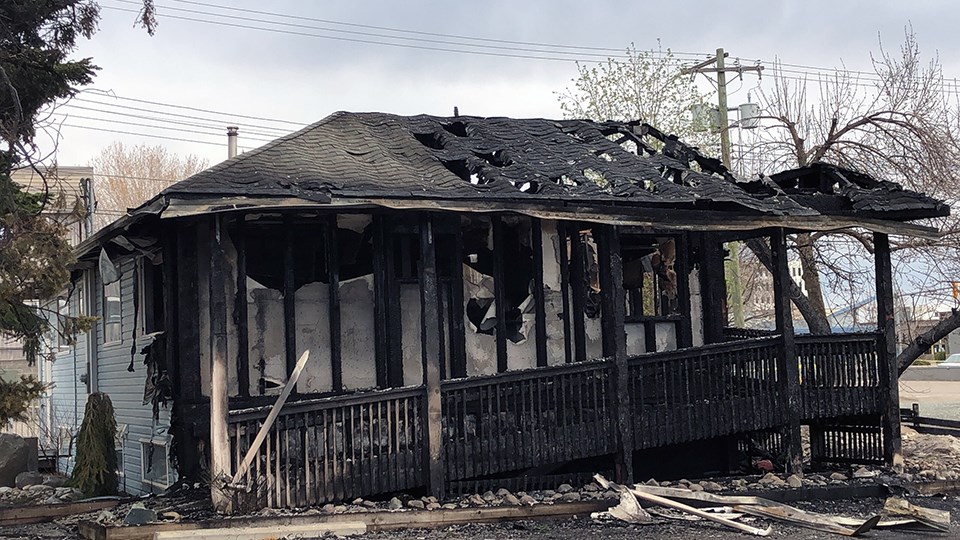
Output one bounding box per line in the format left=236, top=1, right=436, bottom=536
left=90, top=142, right=207, bottom=228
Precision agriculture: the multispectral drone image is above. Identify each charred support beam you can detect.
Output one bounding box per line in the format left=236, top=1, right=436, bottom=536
left=372, top=216, right=403, bottom=388
left=233, top=218, right=250, bottom=397
left=699, top=233, right=727, bottom=344
left=675, top=233, right=694, bottom=349
left=449, top=223, right=467, bottom=379
left=208, top=215, right=232, bottom=512
left=569, top=225, right=588, bottom=362
left=771, top=228, right=802, bottom=475
left=596, top=224, right=633, bottom=484
left=326, top=215, right=342, bottom=392
left=532, top=218, right=548, bottom=367
left=419, top=215, right=445, bottom=498
left=557, top=222, right=573, bottom=364
left=282, top=216, right=297, bottom=394
left=492, top=216, right=509, bottom=373
left=874, top=232, right=903, bottom=469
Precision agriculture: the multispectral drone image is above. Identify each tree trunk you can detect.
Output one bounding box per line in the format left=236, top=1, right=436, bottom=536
left=795, top=233, right=830, bottom=328
left=745, top=237, right=832, bottom=334
left=897, top=309, right=960, bottom=375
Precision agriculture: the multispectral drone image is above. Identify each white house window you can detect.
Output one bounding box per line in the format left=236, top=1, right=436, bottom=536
left=140, top=439, right=172, bottom=489
left=103, top=279, right=121, bottom=344
left=56, top=298, right=70, bottom=349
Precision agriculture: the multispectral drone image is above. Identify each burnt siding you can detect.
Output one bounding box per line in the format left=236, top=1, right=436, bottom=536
left=94, top=259, right=174, bottom=495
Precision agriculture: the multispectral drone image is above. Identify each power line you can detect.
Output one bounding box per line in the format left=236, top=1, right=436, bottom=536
left=51, top=111, right=277, bottom=143
left=58, top=104, right=282, bottom=139
left=70, top=97, right=292, bottom=135
left=59, top=122, right=255, bottom=147
left=83, top=88, right=305, bottom=127
left=102, top=4, right=683, bottom=64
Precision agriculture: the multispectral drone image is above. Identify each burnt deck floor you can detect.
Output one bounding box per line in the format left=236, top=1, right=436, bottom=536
left=227, top=332, right=887, bottom=508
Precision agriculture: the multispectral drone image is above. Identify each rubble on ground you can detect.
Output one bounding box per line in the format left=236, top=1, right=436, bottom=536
left=900, top=426, right=960, bottom=481
left=0, top=483, right=83, bottom=505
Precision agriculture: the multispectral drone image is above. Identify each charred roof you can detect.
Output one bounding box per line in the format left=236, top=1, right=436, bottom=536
left=158, top=111, right=948, bottom=221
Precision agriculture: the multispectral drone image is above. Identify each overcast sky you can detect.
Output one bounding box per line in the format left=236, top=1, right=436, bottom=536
left=46, top=0, right=960, bottom=168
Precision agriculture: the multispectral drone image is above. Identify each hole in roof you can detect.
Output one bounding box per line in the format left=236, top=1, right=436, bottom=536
left=441, top=159, right=471, bottom=182
left=595, top=151, right=615, bottom=162
left=413, top=131, right=444, bottom=150
left=442, top=121, right=468, bottom=137
left=475, top=150, right=513, bottom=167
left=583, top=168, right=610, bottom=190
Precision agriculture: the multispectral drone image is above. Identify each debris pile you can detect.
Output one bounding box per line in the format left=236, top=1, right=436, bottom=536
left=901, top=426, right=960, bottom=481
left=590, top=474, right=950, bottom=537
left=0, top=484, right=84, bottom=505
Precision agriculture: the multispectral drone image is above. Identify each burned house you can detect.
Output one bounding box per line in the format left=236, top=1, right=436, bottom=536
left=59, top=112, right=946, bottom=508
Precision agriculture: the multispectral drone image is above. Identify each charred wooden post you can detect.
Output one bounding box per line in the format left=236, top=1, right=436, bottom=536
left=449, top=223, right=467, bottom=379
left=557, top=221, right=573, bottom=364
left=282, top=215, right=297, bottom=393
left=569, top=225, right=588, bottom=362
left=771, top=228, right=802, bottom=475
left=372, top=216, right=403, bottom=388
left=326, top=215, right=343, bottom=391
left=675, top=233, right=694, bottom=349
left=874, top=232, right=903, bottom=469
left=492, top=216, right=509, bottom=372
left=699, top=232, right=727, bottom=344
left=419, top=215, right=445, bottom=498
left=233, top=218, right=250, bottom=397
left=208, top=215, right=232, bottom=512
left=172, top=222, right=203, bottom=483
left=532, top=218, right=548, bottom=367
left=596, top=224, right=634, bottom=484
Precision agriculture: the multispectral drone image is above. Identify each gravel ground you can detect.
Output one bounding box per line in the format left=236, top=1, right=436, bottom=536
left=359, top=496, right=960, bottom=540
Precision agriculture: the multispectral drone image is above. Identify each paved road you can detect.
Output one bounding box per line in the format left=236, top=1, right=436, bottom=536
left=899, top=367, right=960, bottom=421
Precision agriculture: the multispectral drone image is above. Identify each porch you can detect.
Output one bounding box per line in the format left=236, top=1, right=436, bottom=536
left=225, top=330, right=890, bottom=508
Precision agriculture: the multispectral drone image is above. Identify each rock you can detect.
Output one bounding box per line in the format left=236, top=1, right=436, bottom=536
left=677, top=478, right=691, bottom=487
left=442, top=503, right=458, bottom=510
left=660, top=481, right=672, bottom=487
left=582, top=483, right=599, bottom=492
left=25, top=484, right=50, bottom=492
left=699, top=481, right=723, bottom=492
left=42, top=496, right=61, bottom=504
left=0, top=486, right=12, bottom=495
left=687, top=483, right=704, bottom=492
left=15, top=471, right=44, bottom=488
left=731, top=479, right=747, bottom=488
left=351, top=498, right=364, bottom=505
left=495, top=488, right=512, bottom=497
left=322, top=503, right=336, bottom=514
left=645, top=478, right=659, bottom=486
left=601, top=490, right=617, bottom=499
left=426, top=502, right=440, bottom=510
left=422, top=495, right=438, bottom=504
left=481, top=490, right=497, bottom=502
left=758, top=473, right=784, bottom=486
left=407, top=499, right=424, bottom=509
left=467, top=494, right=486, bottom=506
left=556, top=483, right=574, bottom=494
left=388, top=497, right=402, bottom=510
left=519, top=494, right=536, bottom=506
left=0, top=435, right=30, bottom=488
left=123, top=503, right=157, bottom=525
left=853, top=467, right=876, bottom=479
left=502, top=493, right=520, bottom=505
left=333, top=505, right=346, bottom=514
left=787, top=474, right=803, bottom=488
left=829, top=472, right=848, bottom=481
left=54, top=487, right=74, bottom=498
left=362, top=500, right=377, bottom=508
left=42, top=476, right=67, bottom=488
left=542, top=490, right=556, bottom=497
left=561, top=492, right=581, bottom=502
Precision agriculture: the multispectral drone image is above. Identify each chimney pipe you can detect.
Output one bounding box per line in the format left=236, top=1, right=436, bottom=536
left=227, top=126, right=239, bottom=159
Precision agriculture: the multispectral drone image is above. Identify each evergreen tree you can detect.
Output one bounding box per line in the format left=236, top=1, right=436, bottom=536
left=68, top=392, right=118, bottom=496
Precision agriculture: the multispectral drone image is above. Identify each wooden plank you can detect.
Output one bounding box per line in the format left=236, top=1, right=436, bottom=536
left=233, top=218, right=250, bottom=397
left=770, top=228, right=802, bottom=474
left=882, top=497, right=950, bottom=532
left=384, top=222, right=404, bottom=387
left=492, top=216, right=509, bottom=372
left=557, top=221, right=573, bottom=364
left=596, top=225, right=633, bottom=484
left=326, top=215, right=342, bottom=391
left=154, top=522, right=367, bottom=540
left=449, top=221, right=468, bottom=379
left=282, top=215, right=297, bottom=393
left=419, top=215, right=445, bottom=498
left=230, top=350, right=311, bottom=486
left=874, top=233, right=902, bottom=469
left=79, top=501, right=614, bottom=540
left=0, top=499, right=121, bottom=526
left=532, top=218, right=548, bottom=368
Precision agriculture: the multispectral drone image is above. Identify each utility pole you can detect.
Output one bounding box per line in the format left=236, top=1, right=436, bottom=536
left=684, top=48, right=763, bottom=328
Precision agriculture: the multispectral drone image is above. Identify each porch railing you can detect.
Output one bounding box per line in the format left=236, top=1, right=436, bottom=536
left=628, top=336, right=783, bottom=448
left=228, top=386, right=425, bottom=508
left=226, top=332, right=889, bottom=507
left=440, top=360, right=616, bottom=481
left=797, top=332, right=882, bottom=420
